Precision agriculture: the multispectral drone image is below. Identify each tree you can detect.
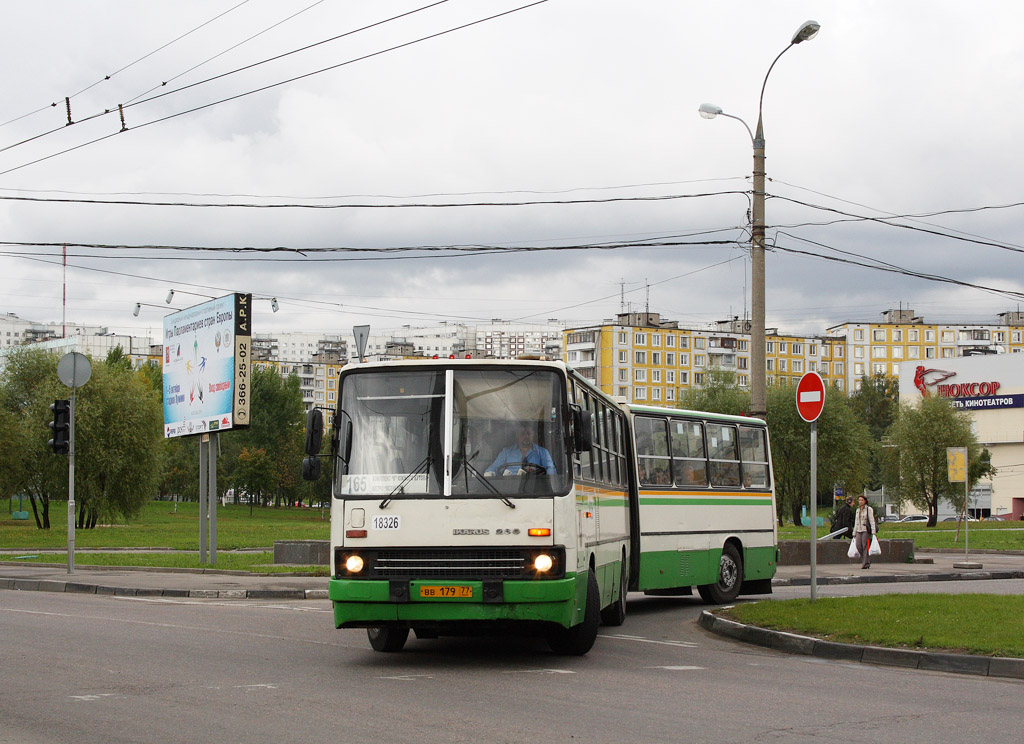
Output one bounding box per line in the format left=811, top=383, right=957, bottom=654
left=881, top=395, right=982, bottom=526
left=220, top=367, right=305, bottom=507
left=849, top=373, right=899, bottom=489
left=0, top=349, right=71, bottom=528
left=677, top=369, right=750, bottom=416
left=766, top=383, right=872, bottom=526
left=0, top=348, right=164, bottom=529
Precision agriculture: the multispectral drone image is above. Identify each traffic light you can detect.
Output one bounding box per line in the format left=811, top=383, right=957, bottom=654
left=48, top=399, right=70, bottom=455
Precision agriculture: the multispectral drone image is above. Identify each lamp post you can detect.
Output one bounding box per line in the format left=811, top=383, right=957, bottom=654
left=699, top=20, right=820, bottom=418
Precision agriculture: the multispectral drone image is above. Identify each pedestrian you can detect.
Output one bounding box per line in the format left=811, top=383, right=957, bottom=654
left=852, top=495, right=877, bottom=569
left=832, top=497, right=854, bottom=539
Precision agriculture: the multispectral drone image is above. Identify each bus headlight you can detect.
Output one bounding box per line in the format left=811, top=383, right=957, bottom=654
left=345, top=554, right=365, bottom=574
left=533, top=553, right=554, bottom=573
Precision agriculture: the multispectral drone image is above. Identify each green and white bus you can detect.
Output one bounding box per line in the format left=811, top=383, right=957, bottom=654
left=302, top=358, right=777, bottom=654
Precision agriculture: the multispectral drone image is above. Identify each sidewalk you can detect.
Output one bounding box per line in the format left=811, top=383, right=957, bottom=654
left=2, top=548, right=1023, bottom=600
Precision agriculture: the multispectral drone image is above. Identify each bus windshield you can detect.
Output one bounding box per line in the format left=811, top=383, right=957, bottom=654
left=337, top=367, right=569, bottom=499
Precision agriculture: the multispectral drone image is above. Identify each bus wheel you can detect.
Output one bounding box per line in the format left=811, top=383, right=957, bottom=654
left=599, top=556, right=627, bottom=627
left=547, top=569, right=600, bottom=655
left=697, top=543, right=743, bottom=605
left=367, top=626, right=409, bottom=652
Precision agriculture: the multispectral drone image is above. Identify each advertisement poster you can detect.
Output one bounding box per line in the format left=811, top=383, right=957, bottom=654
left=163, top=293, right=251, bottom=439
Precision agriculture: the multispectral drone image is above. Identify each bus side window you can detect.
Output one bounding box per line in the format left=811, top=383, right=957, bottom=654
left=739, top=425, right=770, bottom=488
left=671, top=420, right=707, bottom=487
left=707, top=423, right=740, bottom=487
left=579, top=390, right=593, bottom=480
left=635, top=416, right=671, bottom=486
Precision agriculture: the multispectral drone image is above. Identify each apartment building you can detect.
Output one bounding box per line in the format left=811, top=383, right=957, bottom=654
left=565, top=308, right=1024, bottom=405
left=828, top=309, right=1024, bottom=392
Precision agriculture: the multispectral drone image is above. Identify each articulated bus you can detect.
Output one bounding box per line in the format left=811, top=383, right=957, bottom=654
left=302, top=358, right=777, bottom=654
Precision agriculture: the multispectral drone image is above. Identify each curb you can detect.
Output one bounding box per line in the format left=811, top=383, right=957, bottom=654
left=771, top=569, right=1024, bottom=587
left=1, top=577, right=328, bottom=601
left=698, top=610, right=1024, bottom=680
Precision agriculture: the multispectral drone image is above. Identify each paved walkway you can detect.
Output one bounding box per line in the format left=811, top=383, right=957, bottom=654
left=2, top=548, right=1022, bottom=600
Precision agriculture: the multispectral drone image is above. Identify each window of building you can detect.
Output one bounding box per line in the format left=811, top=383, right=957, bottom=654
left=634, top=387, right=647, bottom=400
left=854, top=329, right=864, bottom=341
left=925, top=347, right=936, bottom=359
left=1013, top=331, right=1023, bottom=344
left=854, top=362, right=864, bottom=375
left=652, top=388, right=662, bottom=401
left=634, top=368, right=646, bottom=382
left=680, top=337, right=689, bottom=349
left=694, top=337, right=706, bottom=350
left=666, top=353, right=675, bottom=366
left=873, top=363, right=886, bottom=375
left=873, top=329, right=886, bottom=341
left=695, top=355, right=706, bottom=368
left=652, top=334, right=661, bottom=347
left=666, top=335, right=675, bottom=348
left=908, top=347, right=920, bottom=359
left=854, top=347, right=864, bottom=358
left=618, top=369, right=628, bottom=382
left=940, top=330, right=954, bottom=343
left=872, top=346, right=887, bottom=358
left=808, top=344, right=817, bottom=356
left=635, top=333, right=647, bottom=346
left=778, top=342, right=787, bottom=354
left=835, top=362, right=843, bottom=375
left=618, top=331, right=628, bottom=344
left=652, top=370, right=661, bottom=383
left=766, top=341, right=774, bottom=353
left=941, top=347, right=954, bottom=358
left=667, top=370, right=675, bottom=383
left=694, top=373, right=704, bottom=386
left=652, top=352, right=661, bottom=365
left=680, top=372, right=688, bottom=384
left=738, top=357, right=748, bottom=370
left=909, top=329, right=919, bottom=342
left=666, top=388, right=675, bottom=401
left=892, top=347, right=903, bottom=359
left=635, top=350, right=646, bottom=364
left=792, top=342, right=803, bottom=354
left=793, top=360, right=803, bottom=373
left=680, top=354, right=689, bottom=366
left=893, top=329, right=903, bottom=342
left=618, top=350, right=628, bottom=363
left=925, top=330, right=936, bottom=342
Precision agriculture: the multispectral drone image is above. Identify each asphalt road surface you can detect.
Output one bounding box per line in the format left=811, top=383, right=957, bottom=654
left=3, top=580, right=1022, bottom=744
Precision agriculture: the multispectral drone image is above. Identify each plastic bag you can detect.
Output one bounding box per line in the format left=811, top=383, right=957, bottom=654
left=847, top=540, right=860, bottom=559
left=868, top=536, right=882, bottom=556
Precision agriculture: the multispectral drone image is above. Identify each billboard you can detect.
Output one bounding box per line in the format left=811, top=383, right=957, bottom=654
left=163, top=293, right=252, bottom=438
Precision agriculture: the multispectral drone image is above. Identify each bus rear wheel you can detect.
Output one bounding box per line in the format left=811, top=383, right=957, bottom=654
left=697, top=543, right=743, bottom=605
left=547, top=569, right=600, bottom=655
left=367, top=626, right=409, bottom=652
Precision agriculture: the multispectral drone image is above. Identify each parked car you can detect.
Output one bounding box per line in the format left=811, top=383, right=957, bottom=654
left=898, top=515, right=929, bottom=523
left=940, top=516, right=978, bottom=522
left=984, top=514, right=1007, bottom=521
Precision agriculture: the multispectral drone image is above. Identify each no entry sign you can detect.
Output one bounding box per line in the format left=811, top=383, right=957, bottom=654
left=796, top=371, right=826, bottom=422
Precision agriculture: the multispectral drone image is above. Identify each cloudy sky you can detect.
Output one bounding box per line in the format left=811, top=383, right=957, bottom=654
left=2, top=0, right=1022, bottom=342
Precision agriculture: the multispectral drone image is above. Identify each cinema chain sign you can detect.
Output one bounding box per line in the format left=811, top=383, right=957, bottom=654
left=914, top=365, right=1024, bottom=410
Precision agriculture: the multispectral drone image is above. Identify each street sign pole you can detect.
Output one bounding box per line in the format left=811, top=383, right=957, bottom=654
left=809, top=419, right=817, bottom=601
left=796, top=372, right=826, bottom=602
left=57, top=351, right=91, bottom=575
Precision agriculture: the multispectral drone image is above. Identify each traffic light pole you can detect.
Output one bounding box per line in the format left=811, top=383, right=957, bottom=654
left=67, top=392, right=76, bottom=574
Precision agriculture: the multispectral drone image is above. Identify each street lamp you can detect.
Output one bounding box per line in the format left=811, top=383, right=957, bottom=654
left=699, top=19, right=820, bottom=418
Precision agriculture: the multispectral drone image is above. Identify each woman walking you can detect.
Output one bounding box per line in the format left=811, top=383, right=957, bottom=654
left=852, top=495, right=877, bottom=569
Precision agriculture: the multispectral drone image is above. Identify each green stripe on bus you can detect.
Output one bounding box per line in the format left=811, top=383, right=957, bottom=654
left=639, top=497, right=773, bottom=506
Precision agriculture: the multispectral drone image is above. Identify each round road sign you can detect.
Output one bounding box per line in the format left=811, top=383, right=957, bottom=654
left=796, top=371, right=825, bottom=422
left=57, top=351, right=92, bottom=389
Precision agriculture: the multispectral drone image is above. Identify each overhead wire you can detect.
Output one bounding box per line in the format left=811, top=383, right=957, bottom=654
left=0, top=0, right=255, bottom=129
left=0, top=0, right=547, bottom=176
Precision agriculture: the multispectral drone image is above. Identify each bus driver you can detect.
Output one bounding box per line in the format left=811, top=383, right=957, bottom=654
left=485, top=423, right=556, bottom=476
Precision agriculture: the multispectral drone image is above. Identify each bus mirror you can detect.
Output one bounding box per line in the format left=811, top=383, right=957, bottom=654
left=305, top=409, right=324, bottom=455
left=302, top=456, right=322, bottom=481
left=573, top=408, right=593, bottom=452
left=342, top=419, right=353, bottom=464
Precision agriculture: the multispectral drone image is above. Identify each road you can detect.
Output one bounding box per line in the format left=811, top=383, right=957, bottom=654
left=2, top=581, right=1022, bottom=744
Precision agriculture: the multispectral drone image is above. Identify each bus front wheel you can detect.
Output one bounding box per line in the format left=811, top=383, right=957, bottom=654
left=367, top=626, right=409, bottom=652
left=697, top=543, right=743, bottom=604
left=547, top=569, right=600, bottom=655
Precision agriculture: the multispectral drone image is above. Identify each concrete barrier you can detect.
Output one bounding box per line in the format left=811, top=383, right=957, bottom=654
left=273, top=540, right=330, bottom=565
left=778, top=538, right=914, bottom=565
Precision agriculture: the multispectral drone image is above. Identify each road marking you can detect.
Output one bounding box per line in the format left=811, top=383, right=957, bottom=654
left=379, top=674, right=435, bottom=681
left=602, top=633, right=698, bottom=648
left=647, top=665, right=705, bottom=671
left=69, top=694, right=118, bottom=701
left=504, top=669, right=576, bottom=675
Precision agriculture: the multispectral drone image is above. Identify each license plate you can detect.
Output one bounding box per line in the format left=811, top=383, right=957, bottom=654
left=419, top=585, right=473, bottom=598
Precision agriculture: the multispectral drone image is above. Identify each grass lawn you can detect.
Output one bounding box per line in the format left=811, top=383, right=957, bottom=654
left=725, top=594, right=1024, bottom=658
left=1, top=500, right=329, bottom=551
left=778, top=520, right=1024, bottom=551
left=0, top=550, right=329, bottom=575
